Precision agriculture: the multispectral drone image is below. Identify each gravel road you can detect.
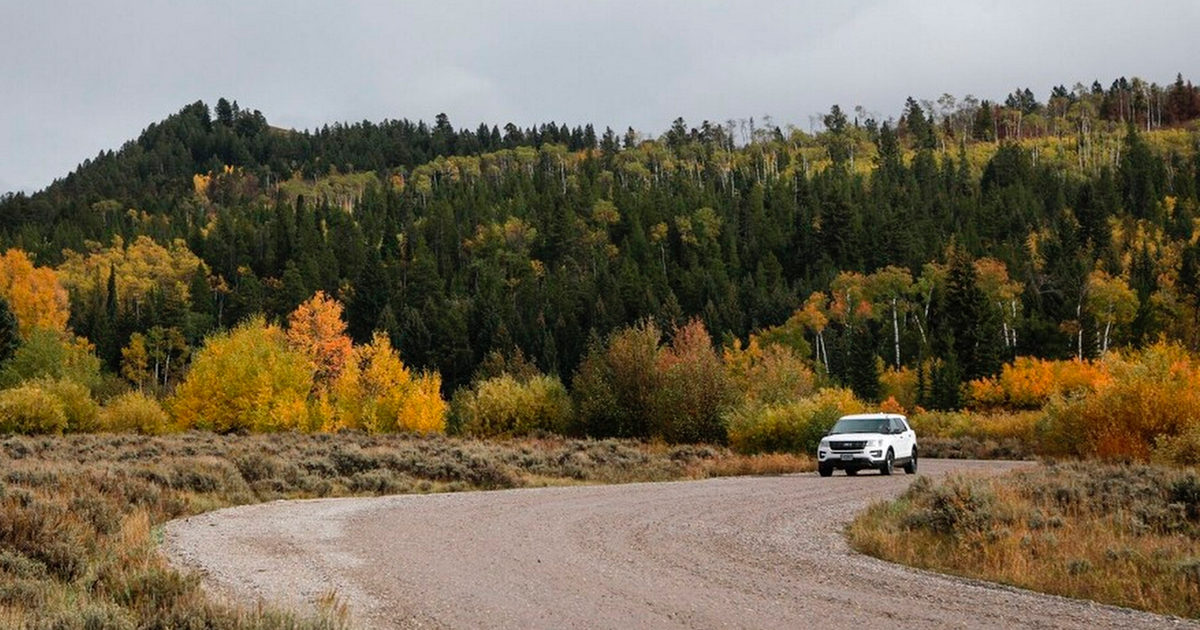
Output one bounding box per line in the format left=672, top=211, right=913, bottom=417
left=162, top=459, right=1197, bottom=629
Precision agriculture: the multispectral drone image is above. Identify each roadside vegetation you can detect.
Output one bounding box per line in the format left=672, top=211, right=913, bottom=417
left=0, top=431, right=808, bottom=628
left=848, top=463, right=1200, bottom=619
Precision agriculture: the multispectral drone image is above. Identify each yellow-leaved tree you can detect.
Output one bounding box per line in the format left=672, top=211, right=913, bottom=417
left=0, top=249, right=70, bottom=336
left=331, top=333, right=445, bottom=434
left=286, top=291, right=353, bottom=389
left=58, top=235, right=204, bottom=313
left=170, top=317, right=313, bottom=433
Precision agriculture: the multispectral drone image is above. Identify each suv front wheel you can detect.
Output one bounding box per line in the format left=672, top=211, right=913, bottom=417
left=879, top=449, right=894, bottom=476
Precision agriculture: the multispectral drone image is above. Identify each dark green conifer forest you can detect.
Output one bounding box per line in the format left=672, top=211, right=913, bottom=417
left=3, top=78, right=1200, bottom=404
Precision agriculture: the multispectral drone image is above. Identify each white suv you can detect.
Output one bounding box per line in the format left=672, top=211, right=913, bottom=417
left=817, top=413, right=917, bottom=477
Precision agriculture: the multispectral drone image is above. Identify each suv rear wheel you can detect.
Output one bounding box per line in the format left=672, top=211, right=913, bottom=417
left=903, top=448, right=918, bottom=474
left=879, top=449, right=894, bottom=476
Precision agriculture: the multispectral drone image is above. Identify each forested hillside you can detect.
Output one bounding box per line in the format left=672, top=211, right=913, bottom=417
left=1, top=75, right=1199, bottom=411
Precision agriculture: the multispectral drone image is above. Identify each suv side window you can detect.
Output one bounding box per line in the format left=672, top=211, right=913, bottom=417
left=897, top=418, right=909, bottom=433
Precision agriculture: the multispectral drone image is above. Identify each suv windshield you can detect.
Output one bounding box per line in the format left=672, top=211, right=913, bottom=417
left=829, top=418, right=889, bottom=434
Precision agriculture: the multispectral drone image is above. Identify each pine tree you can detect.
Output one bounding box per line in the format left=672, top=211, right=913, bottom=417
left=847, top=324, right=881, bottom=401
left=0, top=296, right=19, bottom=364
left=93, top=265, right=119, bottom=368
left=347, top=247, right=391, bottom=343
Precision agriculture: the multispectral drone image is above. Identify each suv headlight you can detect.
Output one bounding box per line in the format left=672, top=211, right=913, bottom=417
left=866, top=439, right=881, bottom=448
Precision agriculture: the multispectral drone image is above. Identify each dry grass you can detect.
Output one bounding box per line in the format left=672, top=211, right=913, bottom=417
left=848, top=462, right=1200, bottom=619
left=0, top=431, right=807, bottom=627
left=698, top=452, right=813, bottom=477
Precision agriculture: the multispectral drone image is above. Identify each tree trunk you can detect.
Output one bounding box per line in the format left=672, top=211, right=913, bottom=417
left=891, top=298, right=901, bottom=368
left=1076, top=303, right=1084, bottom=360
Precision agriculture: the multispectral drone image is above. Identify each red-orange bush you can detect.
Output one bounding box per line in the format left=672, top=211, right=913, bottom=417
left=1039, top=343, right=1200, bottom=460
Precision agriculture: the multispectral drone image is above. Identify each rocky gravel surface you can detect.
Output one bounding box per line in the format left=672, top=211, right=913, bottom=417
left=162, top=459, right=1199, bottom=629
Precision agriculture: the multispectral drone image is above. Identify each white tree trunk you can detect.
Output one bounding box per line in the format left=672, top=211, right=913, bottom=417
left=891, top=298, right=901, bottom=368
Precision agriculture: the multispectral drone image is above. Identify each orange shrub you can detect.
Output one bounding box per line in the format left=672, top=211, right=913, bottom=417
left=286, top=291, right=353, bottom=389
left=1039, top=342, right=1200, bottom=460
left=968, top=357, right=1110, bottom=409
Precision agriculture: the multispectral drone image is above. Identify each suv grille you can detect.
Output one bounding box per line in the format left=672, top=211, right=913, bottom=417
left=830, top=440, right=866, bottom=451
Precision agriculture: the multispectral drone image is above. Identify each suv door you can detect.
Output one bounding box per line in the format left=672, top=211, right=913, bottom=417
left=891, top=417, right=913, bottom=458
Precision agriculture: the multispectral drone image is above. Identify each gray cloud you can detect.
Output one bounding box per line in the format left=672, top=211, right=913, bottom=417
left=2, top=0, right=1197, bottom=193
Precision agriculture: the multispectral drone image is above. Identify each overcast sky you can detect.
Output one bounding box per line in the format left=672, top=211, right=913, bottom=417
left=2, top=0, right=1196, bottom=194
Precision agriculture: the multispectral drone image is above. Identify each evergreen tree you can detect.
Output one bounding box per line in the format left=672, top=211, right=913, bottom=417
left=347, top=247, right=391, bottom=343
left=943, top=249, right=1002, bottom=382
left=0, top=296, right=19, bottom=365
left=847, top=324, right=881, bottom=401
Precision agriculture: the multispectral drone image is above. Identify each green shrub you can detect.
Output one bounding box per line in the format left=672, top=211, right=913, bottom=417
left=572, top=319, right=735, bottom=443
left=0, top=384, right=67, bottom=434
left=0, top=328, right=102, bottom=392
left=572, top=321, right=661, bottom=438
left=457, top=374, right=572, bottom=437
left=102, top=392, right=172, bottom=435
left=725, top=387, right=866, bottom=454
left=899, top=474, right=1006, bottom=537
left=37, top=378, right=101, bottom=432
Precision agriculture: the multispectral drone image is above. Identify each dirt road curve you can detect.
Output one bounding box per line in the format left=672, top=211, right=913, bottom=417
left=162, top=459, right=1196, bottom=629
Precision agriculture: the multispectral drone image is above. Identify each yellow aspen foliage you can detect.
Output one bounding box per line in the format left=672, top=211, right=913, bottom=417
left=169, top=317, right=313, bottom=433
left=286, top=291, right=353, bottom=389
left=58, top=236, right=204, bottom=309
left=879, top=366, right=919, bottom=410
left=339, top=333, right=446, bottom=434
left=120, top=333, right=150, bottom=390
left=0, top=249, right=70, bottom=336
left=192, top=172, right=212, bottom=198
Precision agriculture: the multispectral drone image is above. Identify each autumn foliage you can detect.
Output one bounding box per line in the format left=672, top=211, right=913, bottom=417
left=968, top=357, right=1110, bottom=408
left=454, top=373, right=571, bottom=437
left=1039, top=343, right=1200, bottom=461
left=169, top=316, right=312, bottom=433
left=726, top=388, right=867, bottom=454
left=286, top=290, right=354, bottom=388
left=58, top=236, right=204, bottom=309
left=170, top=297, right=448, bottom=435
left=0, top=249, right=70, bottom=336
left=572, top=319, right=735, bottom=443
left=723, top=336, right=817, bottom=405
left=325, top=332, right=446, bottom=434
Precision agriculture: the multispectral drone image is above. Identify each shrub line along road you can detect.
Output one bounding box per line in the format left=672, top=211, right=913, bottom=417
left=162, top=459, right=1197, bottom=629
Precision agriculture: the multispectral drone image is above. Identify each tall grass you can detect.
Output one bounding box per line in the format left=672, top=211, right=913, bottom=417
left=848, top=463, right=1200, bottom=618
